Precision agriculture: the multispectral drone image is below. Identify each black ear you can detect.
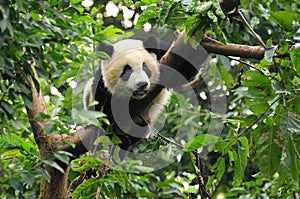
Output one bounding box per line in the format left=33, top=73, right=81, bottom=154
left=96, top=43, right=114, bottom=58
left=143, top=35, right=169, bottom=60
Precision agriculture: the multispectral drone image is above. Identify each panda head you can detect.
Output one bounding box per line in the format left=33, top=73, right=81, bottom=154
left=99, top=39, right=160, bottom=100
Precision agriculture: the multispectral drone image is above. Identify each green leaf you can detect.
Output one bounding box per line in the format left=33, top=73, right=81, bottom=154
left=213, top=0, right=226, bottom=20
left=43, top=123, right=55, bottom=134
left=185, top=15, right=205, bottom=38
left=42, top=157, right=65, bottom=174
left=21, top=172, right=35, bottom=186
left=241, top=70, right=271, bottom=89
left=233, top=146, right=248, bottom=186
left=215, top=137, right=238, bottom=155
left=218, top=64, right=234, bottom=88
left=71, top=156, right=102, bottom=172
left=73, top=177, right=100, bottom=199
left=94, top=135, right=113, bottom=147
left=207, top=10, right=218, bottom=23
left=159, top=2, right=176, bottom=25
left=10, top=179, right=23, bottom=192
left=36, top=168, right=51, bottom=183
left=240, top=115, right=257, bottom=128
left=54, top=151, right=73, bottom=165
left=72, top=108, right=106, bottom=126
left=211, top=157, right=225, bottom=182
left=182, top=0, right=195, bottom=12
left=194, top=2, right=213, bottom=14
left=8, top=133, right=36, bottom=153
left=135, top=5, right=159, bottom=28
left=290, top=50, right=300, bottom=76
left=50, top=52, right=64, bottom=62
left=170, top=92, right=191, bottom=108
left=269, top=11, right=300, bottom=32
left=0, top=19, right=8, bottom=32
left=183, top=134, right=220, bottom=152
left=257, top=127, right=283, bottom=177
left=232, top=137, right=249, bottom=186
left=238, top=136, right=249, bottom=157
left=245, top=99, right=269, bottom=114
left=280, top=111, right=300, bottom=136
left=285, top=136, right=300, bottom=183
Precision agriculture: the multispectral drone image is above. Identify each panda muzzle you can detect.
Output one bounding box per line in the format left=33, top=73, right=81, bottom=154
left=133, top=82, right=149, bottom=96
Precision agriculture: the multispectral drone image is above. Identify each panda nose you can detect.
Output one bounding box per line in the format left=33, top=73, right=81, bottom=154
left=136, top=81, right=148, bottom=89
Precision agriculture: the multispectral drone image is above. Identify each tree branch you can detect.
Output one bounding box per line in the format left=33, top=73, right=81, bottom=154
left=201, top=35, right=265, bottom=59
left=237, top=9, right=266, bottom=48
left=25, top=63, right=70, bottom=199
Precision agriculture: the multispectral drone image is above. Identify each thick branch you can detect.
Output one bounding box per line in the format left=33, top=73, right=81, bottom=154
left=26, top=65, right=49, bottom=143
left=201, top=35, right=265, bottom=59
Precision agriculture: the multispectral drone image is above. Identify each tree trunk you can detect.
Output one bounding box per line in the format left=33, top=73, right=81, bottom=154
left=40, top=166, right=69, bottom=199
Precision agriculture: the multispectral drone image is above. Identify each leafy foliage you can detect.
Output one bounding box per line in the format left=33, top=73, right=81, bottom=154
left=0, top=0, right=300, bottom=198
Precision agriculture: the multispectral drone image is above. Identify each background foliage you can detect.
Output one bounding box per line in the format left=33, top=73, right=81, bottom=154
left=0, top=0, right=299, bottom=198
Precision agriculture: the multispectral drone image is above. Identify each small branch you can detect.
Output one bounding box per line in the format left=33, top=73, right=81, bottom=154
left=290, top=135, right=300, bottom=159
left=238, top=94, right=283, bottom=137
left=189, top=151, right=211, bottom=199
left=237, top=9, right=266, bottom=48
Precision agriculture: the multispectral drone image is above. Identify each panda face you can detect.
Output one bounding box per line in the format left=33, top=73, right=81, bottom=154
left=119, top=62, right=153, bottom=99
left=101, top=40, right=160, bottom=99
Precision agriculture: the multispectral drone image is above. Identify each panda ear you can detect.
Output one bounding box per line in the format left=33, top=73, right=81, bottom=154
left=96, top=43, right=114, bottom=59
left=143, top=35, right=168, bottom=60
left=143, top=35, right=159, bottom=53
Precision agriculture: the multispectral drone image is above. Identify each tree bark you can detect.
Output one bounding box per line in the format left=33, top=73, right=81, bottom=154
left=201, top=35, right=265, bottom=59
left=25, top=65, right=69, bottom=199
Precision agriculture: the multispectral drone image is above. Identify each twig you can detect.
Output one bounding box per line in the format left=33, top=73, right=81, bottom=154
left=238, top=94, right=283, bottom=137
left=190, top=151, right=211, bottom=199
left=149, top=124, right=184, bottom=148
left=237, top=9, right=266, bottom=48
left=228, top=56, right=279, bottom=81
left=290, top=135, right=300, bottom=159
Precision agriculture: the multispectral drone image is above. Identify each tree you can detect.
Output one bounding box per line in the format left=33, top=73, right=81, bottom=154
left=0, top=0, right=299, bottom=198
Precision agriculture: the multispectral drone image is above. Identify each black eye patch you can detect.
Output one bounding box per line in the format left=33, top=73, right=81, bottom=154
left=143, top=63, right=152, bottom=78
left=120, top=65, right=132, bottom=81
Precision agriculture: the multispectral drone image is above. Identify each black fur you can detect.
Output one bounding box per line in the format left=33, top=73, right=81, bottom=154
left=86, top=36, right=206, bottom=153
left=97, top=43, right=114, bottom=58
left=120, top=65, right=132, bottom=81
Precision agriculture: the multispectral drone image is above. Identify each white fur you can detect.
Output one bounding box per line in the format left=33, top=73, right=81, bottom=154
left=85, top=39, right=170, bottom=125
left=83, top=77, right=95, bottom=110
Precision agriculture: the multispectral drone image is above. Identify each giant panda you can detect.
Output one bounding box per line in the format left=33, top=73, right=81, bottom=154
left=83, top=35, right=206, bottom=153
left=83, top=38, right=171, bottom=151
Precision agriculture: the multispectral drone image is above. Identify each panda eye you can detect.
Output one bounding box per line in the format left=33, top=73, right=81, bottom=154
left=120, top=65, right=132, bottom=81
left=143, top=63, right=152, bottom=77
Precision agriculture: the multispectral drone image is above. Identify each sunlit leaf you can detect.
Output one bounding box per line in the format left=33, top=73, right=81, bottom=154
left=73, top=177, right=101, bottom=199
left=269, top=11, right=300, bottom=32
left=184, top=134, right=220, bottom=152
left=71, top=156, right=102, bottom=172
left=290, top=50, right=300, bottom=76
